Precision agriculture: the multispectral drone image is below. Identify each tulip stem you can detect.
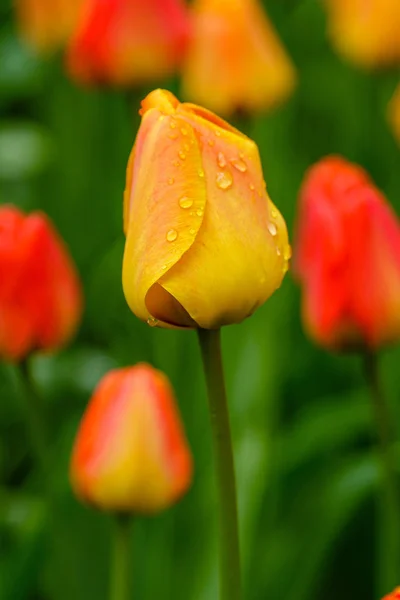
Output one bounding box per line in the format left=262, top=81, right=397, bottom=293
left=197, top=328, right=241, bottom=600
left=364, top=351, right=400, bottom=595
left=18, top=359, right=50, bottom=479
left=111, top=514, right=131, bottom=600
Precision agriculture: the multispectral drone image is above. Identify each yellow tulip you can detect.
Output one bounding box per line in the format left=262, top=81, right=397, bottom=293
left=123, top=89, right=290, bottom=329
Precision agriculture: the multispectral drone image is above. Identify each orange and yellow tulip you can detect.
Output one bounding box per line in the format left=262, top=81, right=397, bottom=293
left=383, top=589, right=400, bottom=600
left=15, top=0, right=85, bottom=54
left=70, top=364, right=192, bottom=513
left=388, top=84, right=400, bottom=145
left=122, top=89, right=290, bottom=329
left=181, top=0, right=296, bottom=116
left=293, top=156, right=400, bottom=351
left=325, top=0, right=400, bottom=69
left=0, top=205, right=82, bottom=361
left=67, top=0, right=190, bottom=86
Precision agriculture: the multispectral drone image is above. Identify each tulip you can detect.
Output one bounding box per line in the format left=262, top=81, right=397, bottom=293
left=15, top=0, right=85, bottom=54
left=70, top=364, right=192, bottom=513
left=66, top=0, right=190, bottom=86
left=180, top=0, right=296, bottom=116
left=293, top=156, right=400, bottom=351
left=383, top=589, right=400, bottom=600
left=122, top=89, right=290, bottom=329
left=0, top=205, right=82, bottom=361
left=325, top=0, right=400, bottom=69
left=388, top=84, right=400, bottom=145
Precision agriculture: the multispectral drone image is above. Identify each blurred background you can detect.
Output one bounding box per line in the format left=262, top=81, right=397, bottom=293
left=1, top=0, right=400, bottom=599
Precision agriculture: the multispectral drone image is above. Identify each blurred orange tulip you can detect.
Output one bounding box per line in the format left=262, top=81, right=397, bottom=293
left=0, top=205, right=82, bottom=361
left=293, top=156, right=400, bottom=351
left=326, top=0, right=400, bottom=68
left=181, top=0, right=296, bottom=116
left=15, top=0, right=86, bottom=54
left=388, top=84, right=400, bottom=145
left=383, top=589, right=400, bottom=600
left=67, top=0, right=190, bottom=86
left=70, top=364, right=192, bottom=513
left=123, top=89, right=290, bottom=329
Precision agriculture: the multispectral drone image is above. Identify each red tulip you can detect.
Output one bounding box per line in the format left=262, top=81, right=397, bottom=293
left=383, top=588, right=400, bottom=600
left=0, top=205, right=82, bottom=361
left=67, top=0, right=190, bottom=86
left=70, top=364, right=193, bottom=513
left=293, top=156, right=400, bottom=351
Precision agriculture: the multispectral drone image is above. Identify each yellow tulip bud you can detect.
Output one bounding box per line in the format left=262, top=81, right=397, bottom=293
left=123, top=89, right=290, bottom=329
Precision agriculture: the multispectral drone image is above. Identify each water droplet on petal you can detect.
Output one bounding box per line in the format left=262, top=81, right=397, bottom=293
left=284, top=245, right=292, bottom=261
left=178, top=150, right=186, bottom=160
left=172, top=160, right=180, bottom=167
left=271, top=208, right=278, bottom=218
left=231, top=157, right=247, bottom=172
left=147, top=317, right=159, bottom=327
left=268, top=223, right=277, bottom=236
left=216, top=171, right=233, bottom=190
left=217, top=152, right=227, bottom=168
left=249, top=183, right=255, bottom=191
left=189, top=228, right=195, bottom=235
left=208, top=139, right=215, bottom=147
left=181, top=127, right=188, bottom=135
left=198, top=168, right=204, bottom=178
left=215, top=130, right=221, bottom=137
left=276, top=247, right=281, bottom=257
left=161, top=264, right=167, bottom=270
left=166, top=229, right=178, bottom=242
left=170, top=120, right=176, bottom=129
left=184, top=143, right=190, bottom=152
left=179, top=196, right=193, bottom=209
left=168, top=132, right=178, bottom=140
left=168, top=177, right=175, bottom=185
left=196, top=208, right=203, bottom=217
left=159, top=115, right=165, bottom=121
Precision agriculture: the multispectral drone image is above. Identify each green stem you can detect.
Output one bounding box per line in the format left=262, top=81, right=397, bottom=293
left=197, top=329, right=241, bottom=600
left=18, top=359, right=50, bottom=479
left=110, top=514, right=131, bottom=600
left=364, top=351, right=400, bottom=595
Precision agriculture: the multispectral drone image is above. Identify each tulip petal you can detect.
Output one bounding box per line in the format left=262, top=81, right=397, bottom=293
left=158, top=107, right=289, bottom=328
left=122, top=107, right=207, bottom=326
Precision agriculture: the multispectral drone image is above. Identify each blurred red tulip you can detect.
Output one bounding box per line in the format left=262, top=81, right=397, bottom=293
left=0, top=205, right=82, bottom=361
left=325, top=0, right=400, bottom=69
left=181, top=0, right=296, bottom=116
left=67, top=0, right=190, bottom=86
left=388, top=84, right=400, bottom=145
left=383, top=588, right=400, bottom=600
left=293, top=156, right=400, bottom=351
left=15, top=0, right=86, bottom=54
left=70, top=364, right=193, bottom=513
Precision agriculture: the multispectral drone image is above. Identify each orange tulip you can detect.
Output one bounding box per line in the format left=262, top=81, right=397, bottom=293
left=293, top=156, right=400, bottom=351
left=70, top=364, right=192, bottom=513
left=15, top=0, right=86, bottom=54
left=0, top=205, right=82, bottom=361
left=383, top=589, right=400, bottom=600
left=67, top=0, right=190, bottom=86
left=181, top=0, right=296, bottom=116
left=122, top=89, right=290, bottom=329
left=325, top=0, right=400, bottom=68
left=388, top=84, right=400, bottom=145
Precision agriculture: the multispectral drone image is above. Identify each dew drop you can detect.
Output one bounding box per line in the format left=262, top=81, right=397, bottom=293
left=170, top=120, right=176, bottom=129
left=161, top=264, right=167, bottom=270
left=231, top=157, right=247, bottom=172
left=216, top=171, right=233, bottom=190
left=168, top=177, right=175, bottom=185
left=198, top=168, right=205, bottom=178
left=271, top=208, right=278, bottom=219
left=208, top=139, right=215, bottom=147
left=159, top=115, right=165, bottom=121
left=184, top=143, right=190, bottom=152
left=268, top=222, right=277, bottom=236
left=168, top=132, right=178, bottom=140
left=215, top=130, right=221, bottom=137
left=147, top=317, right=159, bottom=327
left=217, top=152, right=227, bottom=168
left=178, top=150, right=186, bottom=160
left=189, top=228, right=196, bottom=235
left=172, top=160, right=180, bottom=167
left=249, top=183, right=255, bottom=191
left=196, top=208, right=203, bottom=217
left=179, top=196, right=193, bottom=209
left=166, top=229, right=178, bottom=242
left=181, top=127, right=188, bottom=136
left=284, top=245, right=292, bottom=261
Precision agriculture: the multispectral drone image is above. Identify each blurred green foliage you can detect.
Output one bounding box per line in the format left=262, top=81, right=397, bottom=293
left=1, top=1, right=400, bottom=599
